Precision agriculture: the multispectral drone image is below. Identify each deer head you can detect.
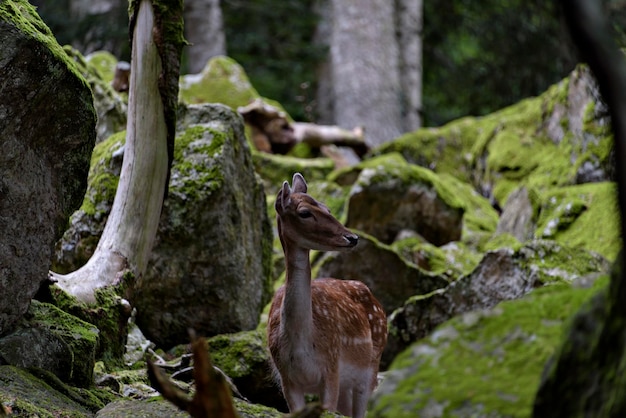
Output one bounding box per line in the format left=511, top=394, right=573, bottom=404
left=275, top=173, right=358, bottom=252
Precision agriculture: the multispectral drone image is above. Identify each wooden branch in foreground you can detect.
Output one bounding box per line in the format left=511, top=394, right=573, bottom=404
left=147, top=330, right=238, bottom=418
left=148, top=329, right=326, bottom=418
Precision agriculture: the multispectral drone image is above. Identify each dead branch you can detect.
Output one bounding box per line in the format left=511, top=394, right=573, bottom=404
left=238, top=99, right=368, bottom=156
left=147, top=330, right=238, bottom=418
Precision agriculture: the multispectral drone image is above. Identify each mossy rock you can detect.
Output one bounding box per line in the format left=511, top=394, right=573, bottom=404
left=534, top=182, right=620, bottom=261
left=179, top=55, right=260, bottom=108
left=0, top=301, right=99, bottom=388
left=207, top=328, right=285, bottom=410
left=84, top=50, right=119, bottom=85
left=346, top=161, right=465, bottom=246
left=392, top=239, right=482, bottom=278
left=371, top=275, right=610, bottom=417
left=254, top=151, right=336, bottom=197
left=372, top=65, right=613, bottom=209
left=0, top=365, right=112, bottom=417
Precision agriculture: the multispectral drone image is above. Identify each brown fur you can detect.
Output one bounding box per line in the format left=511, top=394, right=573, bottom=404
left=267, top=173, right=387, bottom=418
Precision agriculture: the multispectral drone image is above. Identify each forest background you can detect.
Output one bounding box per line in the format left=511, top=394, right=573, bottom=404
left=30, top=0, right=626, bottom=128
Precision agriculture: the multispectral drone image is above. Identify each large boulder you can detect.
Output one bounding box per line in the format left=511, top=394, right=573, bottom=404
left=385, top=241, right=610, bottom=368
left=0, top=1, right=96, bottom=336
left=370, top=275, right=609, bottom=417
left=207, top=329, right=287, bottom=411
left=0, top=300, right=99, bottom=387
left=178, top=55, right=260, bottom=109
left=372, top=64, right=613, bottom=209
left=54, top=104, right=274, bottom=348
left=533, top=261, right=626, bottom=416
left=345, top=157, right=465, bottom=246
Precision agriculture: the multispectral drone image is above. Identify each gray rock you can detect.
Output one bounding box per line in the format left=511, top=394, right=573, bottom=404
left=495, top=186, right=536, bottom=242
left=132, top=104, right=273, bottom=348
left=386, top=241, right=610, bottom=368
left=207, top=329, right=287, bottom=411
left=346, top=165, right=464, bottom=246
left=0, top=301, right=99, bottom=387
left=54, top=104, right=273, bottom=348
left=0, top=2, right=96, bottom=335
left=0, top=366, right=99, bottom=417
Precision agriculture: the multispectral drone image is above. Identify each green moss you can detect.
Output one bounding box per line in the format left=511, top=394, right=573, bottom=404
left=482, top=232, right=523, bottom=253
left=206, top=330, right=267, bottom=379
left=0, top=366, right=102, bottom=417
left=170, top=125, right=227, bottom=200
left=85, top=50, right=120, bottom=85
left=353, top=159, right=465, bottom=215
left=373, top=117, right=483, bottom=185
left=0, top=0, right=88, bottom=89
left=329, top=152, right=410, bottom=186
left=372, top=276, right=609, bottom=417
left=535, top=182, right=621, bottom=261
left=233, top=398, right=282, bottom=417
left=392, top=239, right=481, bottom=278
left=438, top=172, right=499, bottom=243
left=179, top=56, right=260, bottom=107
left=79, top=131, right=125, bottom=215
left=515, top=240, right=609, bottom=285
left=253, top=151, right=335, bottom=196
left=47, top=275, right=135, bottom=370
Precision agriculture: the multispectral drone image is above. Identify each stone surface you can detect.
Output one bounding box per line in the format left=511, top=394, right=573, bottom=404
left=0, top=1, right=96, bottom=336
left=207, top=329, right=287, bottom=411
left=346, top=163, right=464, bottom=246
left=385, top=241, right=610, bottom=368
left=370, top=276, right=609, bottom=417
left=0, top=300, right=99, bottom=387
left=495, top=186, right=536, bottom=241
left=53, top=104, right=274, bottom=349
left=0, top=365, right=105, bottom=416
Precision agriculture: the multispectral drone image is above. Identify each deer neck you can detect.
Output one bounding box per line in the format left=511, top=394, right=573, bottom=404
left=281, top=243, right=314, bottom=342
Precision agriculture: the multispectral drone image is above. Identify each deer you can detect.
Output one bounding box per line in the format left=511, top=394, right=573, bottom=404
left=267, top=173, right=387, bottom=418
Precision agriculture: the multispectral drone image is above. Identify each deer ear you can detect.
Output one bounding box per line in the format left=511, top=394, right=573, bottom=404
left=292, top=172, right=307, bottom=193
left=275, top=180, right=291, bottom=214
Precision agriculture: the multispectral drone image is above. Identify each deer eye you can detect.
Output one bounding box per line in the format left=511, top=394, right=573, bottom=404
left=298, top=209, right=312, bottom=219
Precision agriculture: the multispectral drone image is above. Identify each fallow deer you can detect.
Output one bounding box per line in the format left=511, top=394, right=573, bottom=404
left=267, top=173, right=387, bottom=418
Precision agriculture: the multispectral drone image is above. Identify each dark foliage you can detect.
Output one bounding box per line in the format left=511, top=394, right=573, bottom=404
left=422, top=0, right=577, bottom=126
left=222, top=0, right=325, bottom=122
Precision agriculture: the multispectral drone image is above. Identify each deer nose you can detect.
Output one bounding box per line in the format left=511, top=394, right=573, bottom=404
left=345, top=234, right=359, bottom=247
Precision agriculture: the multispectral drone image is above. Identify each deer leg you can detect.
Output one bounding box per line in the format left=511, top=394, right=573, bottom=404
left=337, top=386, right=353, bottom=417
left=282, top=383, right=306, bottom=413
left=320, top=372, right=340, bottom=412
left=351, top=380, right=371, bottom=418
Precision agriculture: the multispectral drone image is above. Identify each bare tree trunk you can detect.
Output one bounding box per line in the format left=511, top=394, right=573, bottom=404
left=51, top=0, right=184, bottom=304
left=184, top=0, right=226, bottom=73
left=396, top=0, right=423, bottom=131
left=315, top=0, right=404, bottom=148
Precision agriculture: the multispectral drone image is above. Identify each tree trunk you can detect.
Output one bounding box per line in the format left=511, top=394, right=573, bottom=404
left=184, top=0, right=226, bottom=74
left=315, top=0, right=409, bottom=148
left=51, top=0, right=184, bottom=304
left=396, top=0, right=423, bottom=131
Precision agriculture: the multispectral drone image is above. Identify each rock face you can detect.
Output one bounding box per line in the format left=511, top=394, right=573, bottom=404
left=533, top=263, right=626, bottom=416
left=132, top=104, right=273, bottom=348
left=0, top=1, right=96, bottom=336
left=54, top=104, right=274, bottom=348
left=346, top=164, right=464, bottom=245
left=385, top=241, right=610, bottom=367
left=0, top=301, right=99, bottom=387
left=370, top=277, right=608, bottom=417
